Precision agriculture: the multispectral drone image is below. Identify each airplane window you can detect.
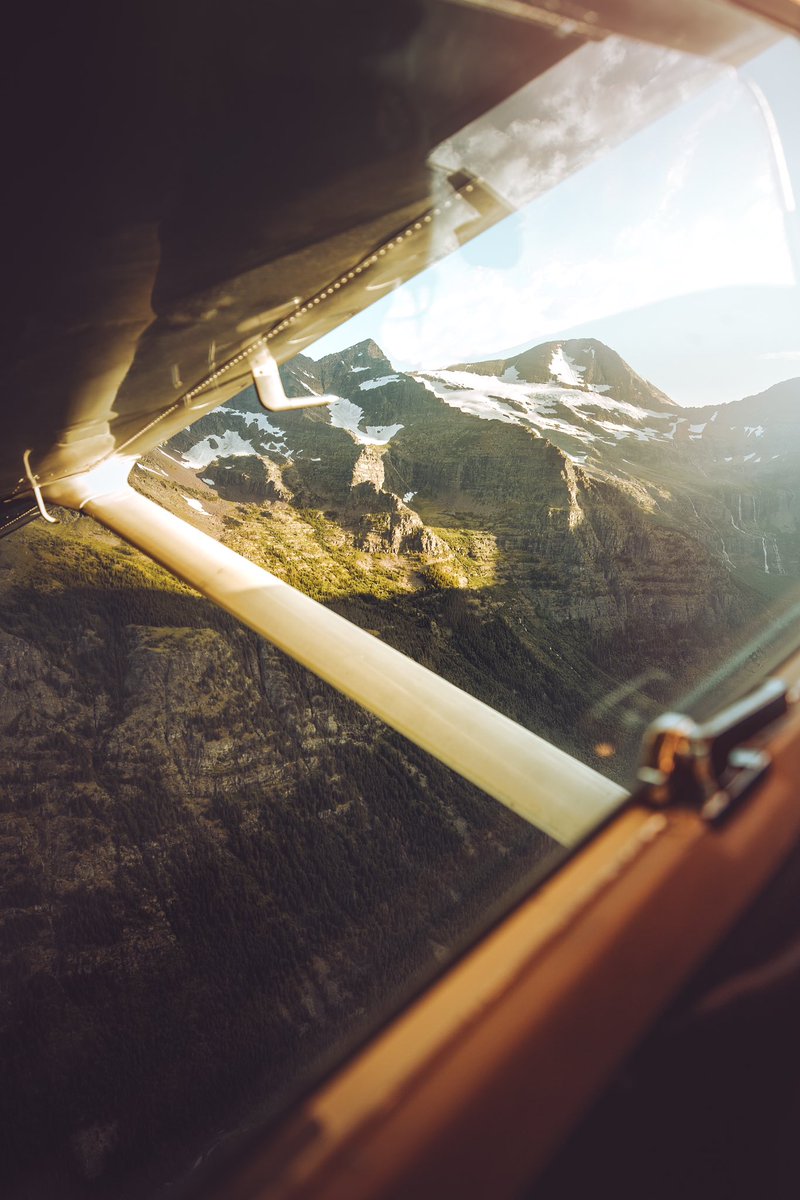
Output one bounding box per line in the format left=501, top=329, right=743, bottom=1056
left=2, top=17, right=798, bottom=1200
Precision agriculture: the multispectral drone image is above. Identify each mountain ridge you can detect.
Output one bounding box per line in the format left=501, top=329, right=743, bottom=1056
left=447, top=337, right=677, bottom=412
left=163, top=333, right=800, bottom=585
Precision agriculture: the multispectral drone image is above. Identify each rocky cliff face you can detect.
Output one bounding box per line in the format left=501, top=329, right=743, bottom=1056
left=0, top=517, right=551, bottom=1199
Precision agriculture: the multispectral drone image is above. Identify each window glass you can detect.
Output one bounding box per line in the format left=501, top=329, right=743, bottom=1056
left=305, top=34, right=800, bottom=759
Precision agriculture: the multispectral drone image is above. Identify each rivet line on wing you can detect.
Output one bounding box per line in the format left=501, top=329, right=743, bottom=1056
left=180, top=188, right=473, bottom=405
left=13, top=187, right=476, bottom=496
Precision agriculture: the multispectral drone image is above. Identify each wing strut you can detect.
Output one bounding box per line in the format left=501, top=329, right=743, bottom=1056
left=46, top=460, right=625, bottom=844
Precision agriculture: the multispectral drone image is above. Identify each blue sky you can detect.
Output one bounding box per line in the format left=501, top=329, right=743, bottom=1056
left=309, top=38, right=800, bottom=408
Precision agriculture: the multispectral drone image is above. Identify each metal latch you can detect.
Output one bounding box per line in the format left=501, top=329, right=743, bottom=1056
left=637, top=678, right=789, bottom=824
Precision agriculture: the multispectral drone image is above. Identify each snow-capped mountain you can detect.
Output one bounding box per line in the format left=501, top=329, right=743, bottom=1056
left=414, top=361, right=676, bottom=466
left=149, top=336, right=800, bottom=583
left=419, top=340, right=800, bottom=473
left=447, top=338, right=676, bottom=412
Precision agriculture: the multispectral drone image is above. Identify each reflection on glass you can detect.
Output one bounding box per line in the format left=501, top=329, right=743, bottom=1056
left=307, top=35, right=800, bottom=772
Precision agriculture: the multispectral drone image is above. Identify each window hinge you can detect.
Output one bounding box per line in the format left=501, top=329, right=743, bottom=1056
left=637, top=678, right=789, bottom=825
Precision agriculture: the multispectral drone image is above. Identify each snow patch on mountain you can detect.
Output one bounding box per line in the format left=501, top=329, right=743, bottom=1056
left=426, top=369, right=667, bottom=423
left=183, top=496, right=210, bottom=515
left=593, top=419, right=641, bottom=441
left=416, top=375, right=523, bottom=427
left=359, top=374, right=400, bottom=391
left=549, top=346, right=585, bottom=387
left=328, top=397, right=403, bottom=445
left=417, top=369, right=678, bottom=450
left=181, top=431, right=261, bottom=469
left=226, top=409, right=285, bottom=437
left=364, top=424, right=404, bottom=442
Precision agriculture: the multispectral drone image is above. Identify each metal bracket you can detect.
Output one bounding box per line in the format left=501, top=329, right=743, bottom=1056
left=637, top=678, right=788, bottom=825
left=22, top=449, right=58, bottom=523
left=250, top=347, right=333, bottom=413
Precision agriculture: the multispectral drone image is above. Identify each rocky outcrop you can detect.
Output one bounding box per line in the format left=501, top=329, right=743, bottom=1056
left=351, top=446, right=385, bottom=491
left=347, top=447, right=445, bottom=556
left=355, top=496, right=446, bottom=556
left=387, top=412, right=749, bottom=632
left=203, top=454, right=291, bottom=503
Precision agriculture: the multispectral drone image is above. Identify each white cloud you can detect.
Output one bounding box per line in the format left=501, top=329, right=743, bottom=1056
left=374, top=187, right=793, bottom=369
